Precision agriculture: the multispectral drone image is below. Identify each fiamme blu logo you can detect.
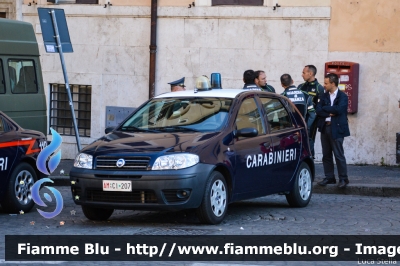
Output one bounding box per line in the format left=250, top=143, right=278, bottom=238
left=33, top=128, right=64, bottom=219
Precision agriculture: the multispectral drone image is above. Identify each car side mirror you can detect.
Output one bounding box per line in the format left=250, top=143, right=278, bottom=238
left=234, top=127, right=258, bottom=138
left=105, top=127, right=115, bottom=134
left=222, top=132, right=234, bottom=145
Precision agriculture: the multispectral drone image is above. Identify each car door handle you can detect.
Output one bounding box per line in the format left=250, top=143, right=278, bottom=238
left=263, top=142, right=271, bottom=149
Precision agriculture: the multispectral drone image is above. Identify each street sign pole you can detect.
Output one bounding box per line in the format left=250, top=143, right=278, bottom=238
left=49, top=9, right=81, bottom=152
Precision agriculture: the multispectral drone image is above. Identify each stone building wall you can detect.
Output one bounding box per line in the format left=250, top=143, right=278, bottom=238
left=17, top=2, right=400, bottom=165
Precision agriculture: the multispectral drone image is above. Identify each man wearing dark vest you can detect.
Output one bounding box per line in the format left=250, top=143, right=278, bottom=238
left=242, top=70, right=261, bottom=91
left=297, top=65, right=324, bottom=157
left=316, top=73, right=350, bottom=188
left=255, top=70, right=275, bottom=93
left=281, top=74, right=315, bottom=135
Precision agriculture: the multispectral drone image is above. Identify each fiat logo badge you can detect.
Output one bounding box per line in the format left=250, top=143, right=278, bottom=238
left=116, top=159, right=125, bottom=168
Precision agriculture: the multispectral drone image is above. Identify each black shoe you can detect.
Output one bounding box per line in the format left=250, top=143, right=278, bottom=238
left=338, top=179, right=349, bottom=188
left=318, top=178, right=336, bottom=186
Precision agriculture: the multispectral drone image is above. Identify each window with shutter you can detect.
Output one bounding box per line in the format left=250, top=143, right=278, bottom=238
left=212, top=0, right=263, bottom=6
left=76, top=0, right=99, bottom=4
left=50, top=84, right=92, bottom=137
left=52, top=0, right=98, bottom=4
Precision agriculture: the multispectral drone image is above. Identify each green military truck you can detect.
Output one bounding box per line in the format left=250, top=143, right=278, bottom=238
left=0, top=18, right=47, bottom=135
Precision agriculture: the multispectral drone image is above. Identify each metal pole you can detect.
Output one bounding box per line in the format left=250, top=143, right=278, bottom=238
left=50, top=9, right=82, bottom=151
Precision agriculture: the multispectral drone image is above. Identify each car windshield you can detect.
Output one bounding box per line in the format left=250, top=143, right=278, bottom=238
left=119, top=97, right=233, bottom=133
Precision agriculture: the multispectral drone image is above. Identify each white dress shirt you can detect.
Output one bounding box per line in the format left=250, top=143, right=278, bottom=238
left=325, top=88, right=338, bottom=122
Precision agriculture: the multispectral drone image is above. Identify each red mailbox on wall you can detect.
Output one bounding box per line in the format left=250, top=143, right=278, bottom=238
left=325, top=61, right=359, bottom=114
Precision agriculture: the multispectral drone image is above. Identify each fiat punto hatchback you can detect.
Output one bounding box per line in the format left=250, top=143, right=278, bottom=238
left=70, top=88, right=314, bottom=224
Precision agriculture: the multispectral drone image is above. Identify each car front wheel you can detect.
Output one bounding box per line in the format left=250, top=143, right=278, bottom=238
left=0, top=162, right=37, bottom=213
left=286, top=162, right=313, bottom=207
left=196, top=171, right=228, bottom=225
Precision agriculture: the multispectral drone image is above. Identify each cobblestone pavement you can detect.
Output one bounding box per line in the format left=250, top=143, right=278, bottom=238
left=1, top=187, right=400, bottom=266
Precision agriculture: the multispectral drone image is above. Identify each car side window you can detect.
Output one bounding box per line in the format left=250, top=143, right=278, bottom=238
left=8, top=59, right=38, bottom=94
left=260, top=97, right=293, bottom=132
left=235, top=97, right=265, bottom=135
left=0, top=60, right=5, bottom=94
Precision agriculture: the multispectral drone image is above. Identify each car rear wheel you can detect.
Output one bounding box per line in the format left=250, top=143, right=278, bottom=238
left=196, top=171, right=227, bottom=225
left=0, top=162, right=37, bottom=213
left=82, top=205, right=114, bottom=221
left=286, top=162, right=312, bottom=207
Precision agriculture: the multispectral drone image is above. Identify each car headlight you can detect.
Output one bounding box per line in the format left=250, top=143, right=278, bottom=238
left=74, top=153, right=93, bottom=169
left=152, top=154, right=199, bottom=170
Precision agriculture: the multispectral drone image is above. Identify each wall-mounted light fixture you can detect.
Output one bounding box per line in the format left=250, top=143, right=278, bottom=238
left=104, top=2, right=112, bottom=8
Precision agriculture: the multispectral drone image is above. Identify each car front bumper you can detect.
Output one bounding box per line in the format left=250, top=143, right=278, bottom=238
left=69, top=163, right=214, bottom=211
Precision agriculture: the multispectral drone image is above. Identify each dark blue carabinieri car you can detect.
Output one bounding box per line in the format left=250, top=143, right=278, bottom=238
left=70, top=89, right=314, bottom=224
left=0, top=111, right=47, bottom=213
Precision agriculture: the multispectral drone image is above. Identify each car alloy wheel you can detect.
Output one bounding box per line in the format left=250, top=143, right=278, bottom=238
left=14, top=170, right=35, bottom=205
left=0, top=162, right=37, bottom=213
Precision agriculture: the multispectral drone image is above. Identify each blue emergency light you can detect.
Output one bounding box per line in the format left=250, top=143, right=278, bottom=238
left=211, top=73, right=222, bottom=89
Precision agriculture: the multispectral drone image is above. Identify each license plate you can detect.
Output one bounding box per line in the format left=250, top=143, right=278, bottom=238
left=103, top=180, right=132, bottom=192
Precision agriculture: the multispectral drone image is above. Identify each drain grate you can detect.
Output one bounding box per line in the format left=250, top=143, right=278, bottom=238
left=134, top=228, right=214, bottom=235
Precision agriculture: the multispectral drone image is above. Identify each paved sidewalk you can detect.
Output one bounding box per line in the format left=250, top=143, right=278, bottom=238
left=50, top=160, right=400, bottom=197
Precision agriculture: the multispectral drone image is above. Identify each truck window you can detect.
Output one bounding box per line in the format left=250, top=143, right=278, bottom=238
left=0, top=117, right=4, bottom=133
left=8, top=59, right=38, bottom=94
left=0, top=60, right=5, bottom=94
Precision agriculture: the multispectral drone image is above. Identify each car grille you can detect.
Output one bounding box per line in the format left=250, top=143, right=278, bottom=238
left=86, top=189, right=157, bottom=203
left=95, top=156, right=150, bottom=170
left=95, top=175, right=142, bottom=179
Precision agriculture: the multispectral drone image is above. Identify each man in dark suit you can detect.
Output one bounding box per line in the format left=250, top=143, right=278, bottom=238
left=316, top=73, right=350, bottom=188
